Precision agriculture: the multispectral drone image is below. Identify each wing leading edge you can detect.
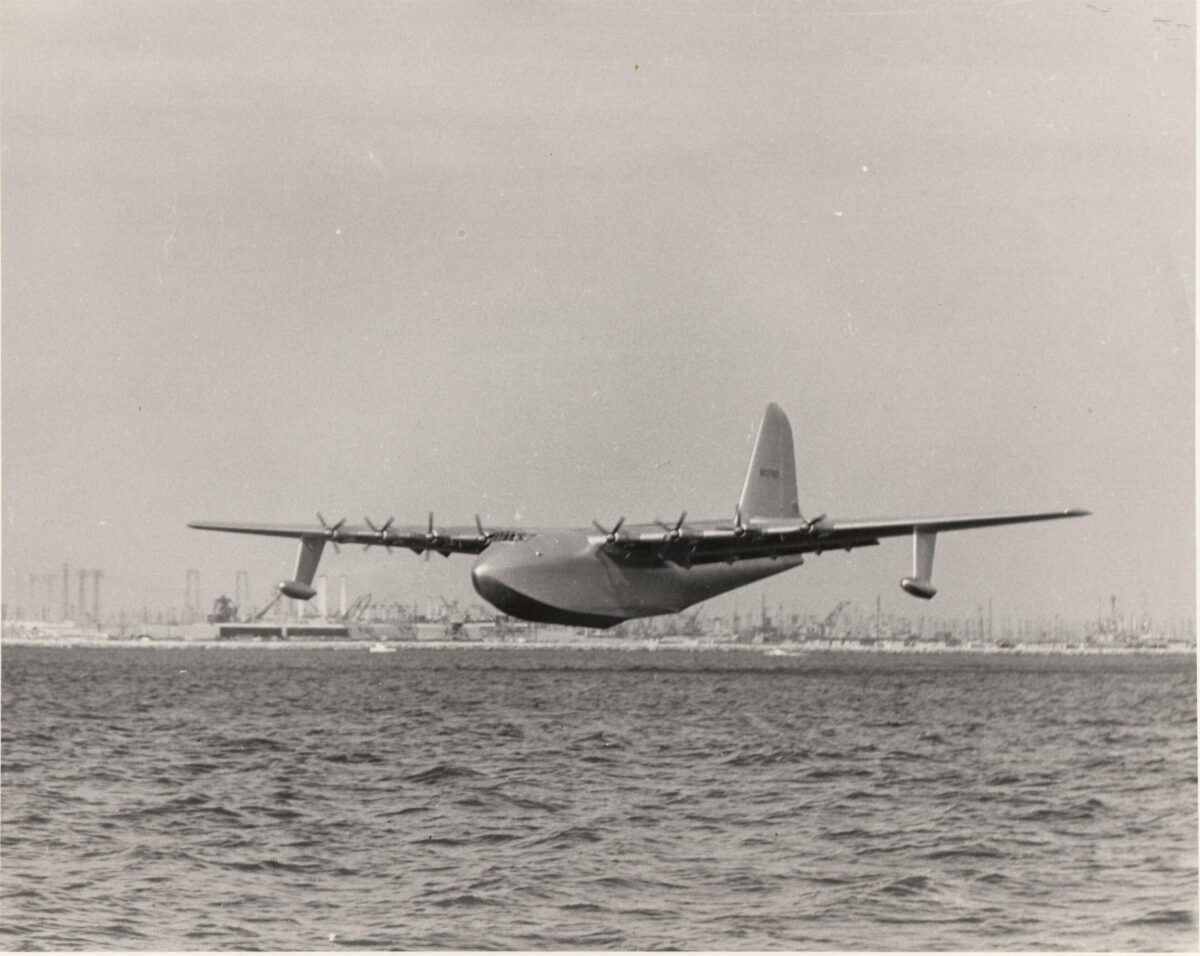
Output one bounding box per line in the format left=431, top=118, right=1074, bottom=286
left=188, top=516, right=533, bottom=601
left=187, top=518, right=530, bottom=557
left=598, top=507, right=1090, bottom=575
left=811, top=508, right=1091, bottom=539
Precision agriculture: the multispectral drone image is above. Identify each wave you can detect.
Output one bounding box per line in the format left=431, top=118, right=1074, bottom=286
left=925, top=843, right=1005, bottom=860
left=524, top=825, right=603, bottom=848
left=213, top=736, right=289, bottom=754
left=428, top=893, right=503, bottom=908
left=406, top=763, right=484, bottom=784
left=880, top=875, right=932, bottom=896
left=724, top=748, right=810, bottom=766
left=118, top=795, right=242, bottom=821
left=323, top=751, right=385, bottom=765
left=1123, top=909, right=1195, bottom=927
left=1019, top=798, right=1108, bottom=822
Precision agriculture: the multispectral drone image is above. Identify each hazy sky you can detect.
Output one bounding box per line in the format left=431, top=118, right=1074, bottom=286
left=2, top=0, right=1193, bottom=626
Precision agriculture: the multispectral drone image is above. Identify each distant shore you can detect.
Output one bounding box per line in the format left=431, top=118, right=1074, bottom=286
left=2, top=635, right=1194, bottom=657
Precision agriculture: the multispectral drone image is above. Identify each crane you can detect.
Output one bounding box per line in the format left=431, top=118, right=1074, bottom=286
left=819, top=600, right=850, bottom=639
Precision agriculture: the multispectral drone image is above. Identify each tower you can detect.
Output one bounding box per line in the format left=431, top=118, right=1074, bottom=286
left=316, top=575, right=328, bottom=619
left=92, top=570, right=103, bottom=626
left=234, top=570, right=249, bottom=619
left=185, top=569, right=200, bottom=623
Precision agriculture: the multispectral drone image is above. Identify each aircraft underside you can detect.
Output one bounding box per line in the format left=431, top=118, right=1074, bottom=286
left=470, top=533, right=806, bottom=628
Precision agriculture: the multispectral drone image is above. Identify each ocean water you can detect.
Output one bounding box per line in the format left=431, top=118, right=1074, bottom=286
left=1, top=644, right=1195, bottom=951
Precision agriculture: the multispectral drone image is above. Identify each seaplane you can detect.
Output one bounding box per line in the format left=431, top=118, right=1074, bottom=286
left=190, top=404, right=1089, bottom=629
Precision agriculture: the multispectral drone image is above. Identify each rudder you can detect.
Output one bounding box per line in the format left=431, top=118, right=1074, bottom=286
left=738, top=403, right=802, bottom=520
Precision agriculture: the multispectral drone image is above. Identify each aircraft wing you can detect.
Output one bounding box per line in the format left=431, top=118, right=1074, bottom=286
left=774, top=508, right=1091, bottom=539
left=609, top=508, right=1090, bottom=568
left=188, top=517, right=529, bottom=556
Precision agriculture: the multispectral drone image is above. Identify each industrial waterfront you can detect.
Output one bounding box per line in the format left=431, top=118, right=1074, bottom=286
left=3, top=564, right=1194, bottom=654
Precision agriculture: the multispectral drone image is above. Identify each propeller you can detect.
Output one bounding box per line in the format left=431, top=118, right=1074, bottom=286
left=732, top=504, right=749, bottom=538
left=475, top=514, right=492, bottom=545
left=317, top=512, right=346, bottom=553
left=591, top=516, right=626, bottom=545
left=423, top=511, right=449, bottom=560
left=654, top=511, right=690, bottom=542
left=363, top=516, right=395, bottom=552
left=653, top=511, right=691, bottom=561
left=803, top=513, right=827, bottom=534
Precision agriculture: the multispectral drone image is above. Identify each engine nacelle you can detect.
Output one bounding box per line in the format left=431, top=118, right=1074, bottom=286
left=278, top=579, right=316, bottom=601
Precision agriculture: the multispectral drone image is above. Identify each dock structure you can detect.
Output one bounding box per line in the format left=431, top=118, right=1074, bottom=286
left=216, top=621, right=350, bottom=639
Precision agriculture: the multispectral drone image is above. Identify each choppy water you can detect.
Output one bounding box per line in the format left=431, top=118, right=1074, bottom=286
left=1, top=645, right=1195, bottom=950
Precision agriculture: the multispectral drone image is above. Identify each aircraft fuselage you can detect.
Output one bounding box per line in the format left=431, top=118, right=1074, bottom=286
left=470, top=528, right=803, bottom=628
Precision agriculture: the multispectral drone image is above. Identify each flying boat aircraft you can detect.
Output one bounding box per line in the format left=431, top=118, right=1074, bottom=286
left=190, top=404, right=1088, bottom=628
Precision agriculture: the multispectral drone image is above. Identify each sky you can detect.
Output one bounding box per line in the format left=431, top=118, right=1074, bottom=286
left=2, top=0, right=1194, bottom=628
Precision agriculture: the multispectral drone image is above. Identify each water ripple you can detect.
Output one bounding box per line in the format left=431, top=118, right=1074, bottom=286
left=1, top=645, right=1195, bottom=950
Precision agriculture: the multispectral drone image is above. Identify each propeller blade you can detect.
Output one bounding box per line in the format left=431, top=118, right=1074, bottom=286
left=591, top=516, right=626, bottom=544
left=365, top=515, right=396, bottom=550
left=655, top=510, right=689, bottom=547
left=318, top=512, right=345, bottom=536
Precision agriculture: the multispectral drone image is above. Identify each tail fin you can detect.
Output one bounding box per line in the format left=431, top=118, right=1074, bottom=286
left=738, top=403, right=802, bottom=520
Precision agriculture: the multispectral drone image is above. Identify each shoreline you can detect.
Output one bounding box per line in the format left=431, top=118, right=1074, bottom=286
left=1, top=636, right=1194, bottom=657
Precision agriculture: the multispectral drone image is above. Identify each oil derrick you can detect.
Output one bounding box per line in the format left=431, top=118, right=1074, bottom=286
left=185, top=569, right=200, bottom=624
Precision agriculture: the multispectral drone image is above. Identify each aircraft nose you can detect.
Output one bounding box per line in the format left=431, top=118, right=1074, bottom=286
left=471, top=559, right=511, bottom=611
left=471, top=553, right=540, bottom=621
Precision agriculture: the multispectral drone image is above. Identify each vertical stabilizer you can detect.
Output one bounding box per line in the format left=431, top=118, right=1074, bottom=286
left=738, top=403, right=802, bottom=520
